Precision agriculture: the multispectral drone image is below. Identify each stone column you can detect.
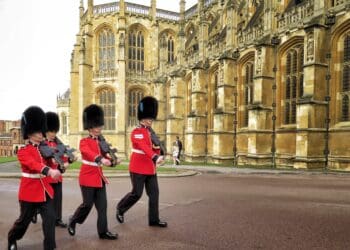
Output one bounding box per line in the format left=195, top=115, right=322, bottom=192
left=177, top=0, right=186, bottom=65
left=197, top=0, right=208, bottom=61
left=185, top=64, right=208, bottom=162
left=225, top=0, right=237, bottom=50
left=150, top=0, right=157, bottom=23
left=117, top=0, right=127, bottom=157
left=294, top=26, right=328, bottom=169
left=210, top=53, right=236, bottom=163
left=166, top=70, right=186, bottom=154
left=245, top=45, right=275, bottom=166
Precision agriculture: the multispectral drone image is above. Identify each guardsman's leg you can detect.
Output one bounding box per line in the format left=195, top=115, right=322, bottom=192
left=40, top=195, right=56, bottom=250
left=117, top=173, right=146, bottom=216
left=71, top=186, right=95, bottom=225
left=94, top=183, right=108, bottom=235
left=52, top=182, right=66, bottom=227
left=145, top=175, right=159, bottom=224
left=8, top=202, right=38, bottom=246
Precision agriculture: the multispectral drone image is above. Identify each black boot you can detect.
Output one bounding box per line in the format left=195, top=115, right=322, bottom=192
left=116, top=209, right=124, bottom=223
left=67, top=216, right=76, bottom=236
left=56, top=219, right=67, bottom=228
left=149, top=220, right=168, bottom=228
left=8, top=241, right=17, bottom=250
left=99, top=231, right=118, bottom=240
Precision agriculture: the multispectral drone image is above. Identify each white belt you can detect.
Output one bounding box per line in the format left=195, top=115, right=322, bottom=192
left=82, top=159, right=100, bottom=167
left=132, top=148, right=145, bottom=154
left=22, top=173, right=42, bottom=179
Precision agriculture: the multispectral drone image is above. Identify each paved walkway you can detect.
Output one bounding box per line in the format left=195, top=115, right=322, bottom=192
left=2, top=173, right=350, bottom=249
left=1, top=160, right=349, bottom=178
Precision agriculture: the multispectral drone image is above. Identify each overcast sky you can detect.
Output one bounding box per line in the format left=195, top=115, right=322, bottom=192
left=0, top=0, right=197, bottom=120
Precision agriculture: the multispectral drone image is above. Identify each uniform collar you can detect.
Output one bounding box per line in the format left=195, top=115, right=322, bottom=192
left=138, top=123, right=149, bottom=129
left=89, top=134, right=98, bottom=140
left=28, top=141, right=39, bottom=147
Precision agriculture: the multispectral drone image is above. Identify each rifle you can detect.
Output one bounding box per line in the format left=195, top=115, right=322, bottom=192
left=98, top=135, right=119, bottom=167
left=39, top=141, right=66, bottom=173
left=149, top=127, right=166, bottom=157
left=39, top=138, right=77, bottom=173
left=55, top=137, right=77, bottom=164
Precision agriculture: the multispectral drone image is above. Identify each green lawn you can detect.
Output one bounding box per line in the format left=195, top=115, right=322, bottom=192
left=0, top=157, right=17, bottom=164
left=172, top=160, right=234, bottom=167
left=67, top=161, right=177, bottom=172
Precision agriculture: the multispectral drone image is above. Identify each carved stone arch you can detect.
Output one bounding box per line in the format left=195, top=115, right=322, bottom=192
left=278, top=36, right=304, bottom=58
left=127, top=23, right=149, bottom=35
left=95, top=84, right=117, bottom=93
left=94, top=22, right=115, bottom=34
left=238, top=51, right=255, bottom=69
left=127, top=84, right=149, bottom=95
left=159, top=28, right=176, bottom=37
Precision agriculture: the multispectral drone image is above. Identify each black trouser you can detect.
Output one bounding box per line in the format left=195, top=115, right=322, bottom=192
left=8, top=194, right=56, bottom=250
left=51, top=182, right=63, bottom=221
left=117, top=173, right=159, bottom=223
left=177, top=150, right=182, bottom=163
left=70, top=183, right=108, bottom=234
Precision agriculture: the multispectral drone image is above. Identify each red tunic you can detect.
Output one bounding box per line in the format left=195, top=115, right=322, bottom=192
left=129, top=126, right=160, bottom=175
left=17, top=144, right=54, bottom=202
left=44, top=139, right=67, bottom=183
left=79, top=136, right=109, bottom=187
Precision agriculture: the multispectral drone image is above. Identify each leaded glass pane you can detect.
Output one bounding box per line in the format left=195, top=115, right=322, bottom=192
left=344, top=35, right=350, bottom=62
left=343, top=65, right=350, bottom=92
left=342, top=95, right=349, bottom=121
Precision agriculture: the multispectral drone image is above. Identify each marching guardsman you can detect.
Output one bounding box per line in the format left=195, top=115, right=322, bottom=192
left=67, top=104, right=118, bottom=240
left=43, top=111, right=71, bottom=228
left=116, top=96, right=167, bottom=227
left=8, top=106, right=61, bottom=250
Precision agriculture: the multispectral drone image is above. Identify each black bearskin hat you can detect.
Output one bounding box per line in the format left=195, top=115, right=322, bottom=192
left=137, top=96, right=158, bottom=120
left=21, top=106, right=47, bottom=139
left=83, top=104, right=104, bottom=129
left=46, top=112, right=60, bottom=132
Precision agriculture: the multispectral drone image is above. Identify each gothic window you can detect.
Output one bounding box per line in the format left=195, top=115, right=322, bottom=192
left=61, top=113, right=67, bottom=135
left=128, top=89, right=144, bottom=126
left=214, top=72, right=219, bottom=109
left=98, top=28, right=115, bottom=71
left=128, top=30, right=144, bottom=72
left=98, top=89, right=116, bottom=130
left=340, top=34, right=350, bottom=121
left=284, top=45, right=304, bottom=124
left=185, top=25, right=196, bottom=50
left=167, top=36, right=175, bottom=63
left=187, top=78, right=192, bottom=115
left=243, top=62, right=254, bottom=127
